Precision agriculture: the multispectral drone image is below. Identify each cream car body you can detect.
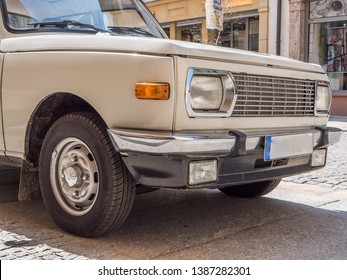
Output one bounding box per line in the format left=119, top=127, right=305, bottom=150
left=0, top=0, right=341, bottom=237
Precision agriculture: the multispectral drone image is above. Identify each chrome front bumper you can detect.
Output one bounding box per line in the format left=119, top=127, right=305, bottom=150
left=108, top=126, right=342, bottom=156
left=108, top=129, right=236, bottom=155
left=107, top=126, right=342, bottom=188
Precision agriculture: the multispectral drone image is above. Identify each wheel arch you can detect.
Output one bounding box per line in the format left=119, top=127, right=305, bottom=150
left=25, top=92, right=102, bottom=165
left=19, top=92, right=104, bottom=201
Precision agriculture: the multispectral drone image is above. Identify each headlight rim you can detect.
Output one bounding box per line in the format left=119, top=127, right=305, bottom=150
left=185, top=68, right=237, bottom=118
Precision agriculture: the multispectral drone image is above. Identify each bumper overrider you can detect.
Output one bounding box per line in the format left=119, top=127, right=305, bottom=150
left=108, top=127, right=342, bottom=188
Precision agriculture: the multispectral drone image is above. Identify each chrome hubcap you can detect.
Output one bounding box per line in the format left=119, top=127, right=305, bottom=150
left=50, top=137, right=99, bottom=216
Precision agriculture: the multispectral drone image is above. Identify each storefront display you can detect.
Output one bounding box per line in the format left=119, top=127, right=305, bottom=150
left=308, top=0, right=347, bottom=92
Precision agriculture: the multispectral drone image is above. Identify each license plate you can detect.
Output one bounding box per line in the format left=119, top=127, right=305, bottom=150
left=264, top=133, right=314, bottom=161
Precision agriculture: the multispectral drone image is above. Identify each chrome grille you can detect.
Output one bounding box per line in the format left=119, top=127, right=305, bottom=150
left=232, top=73, right=316, bottom=116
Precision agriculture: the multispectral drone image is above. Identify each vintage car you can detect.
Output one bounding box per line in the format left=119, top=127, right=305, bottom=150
left=0, top=0, right=341, bottom=237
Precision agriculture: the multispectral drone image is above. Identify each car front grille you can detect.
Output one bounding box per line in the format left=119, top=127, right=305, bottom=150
left=232, top=73, right=316, bottom=116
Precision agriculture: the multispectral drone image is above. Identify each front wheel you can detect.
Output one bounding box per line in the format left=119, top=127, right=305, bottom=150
left=218, top=179, right=282, bottom=198
left=39, top=112, right=136, bottom=237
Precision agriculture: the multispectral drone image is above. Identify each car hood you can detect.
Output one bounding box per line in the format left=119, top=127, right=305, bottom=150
left=0, top=34, right=324, bottom=74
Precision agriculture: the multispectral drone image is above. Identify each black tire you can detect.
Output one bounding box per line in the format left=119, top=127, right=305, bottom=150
left=39, top=112, right=136, bottom=237
left=218, top=179, right=282, bottom=198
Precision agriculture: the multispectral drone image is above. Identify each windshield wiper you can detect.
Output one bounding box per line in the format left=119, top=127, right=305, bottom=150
left=131, top=27, right=156, bottom=37
left=108, top=26, right=156, bottom=37
left=28, top=20, right=111, bottom=34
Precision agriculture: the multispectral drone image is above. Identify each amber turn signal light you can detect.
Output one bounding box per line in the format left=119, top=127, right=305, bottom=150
left=135, top=83, right=170, bottom=100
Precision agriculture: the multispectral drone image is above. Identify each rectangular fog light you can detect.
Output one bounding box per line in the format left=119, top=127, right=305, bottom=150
left=189, top=160, right=217, bottom=185
left=311, top=149, right=327, bottom=167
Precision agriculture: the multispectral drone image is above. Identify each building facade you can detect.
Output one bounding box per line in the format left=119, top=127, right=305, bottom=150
left=146, top=0, right=271, bottom=53
left=146, top=0, right=291, bottom=58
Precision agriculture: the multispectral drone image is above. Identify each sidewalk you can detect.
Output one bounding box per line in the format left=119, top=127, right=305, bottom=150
left=285, top=115, right=347, bottom=189
left=328, top=116, right=347, bottom=132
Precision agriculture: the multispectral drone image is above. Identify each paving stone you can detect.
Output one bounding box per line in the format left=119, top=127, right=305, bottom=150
left=305, top=181, right=320, bottom=185
left=0, top=229, right=87, bottom=260
left=284, top=132, right=347, bottom=189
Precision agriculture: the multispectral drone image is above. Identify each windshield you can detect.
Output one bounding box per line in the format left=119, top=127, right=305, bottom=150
left=3, top=0, right=166, bottom=38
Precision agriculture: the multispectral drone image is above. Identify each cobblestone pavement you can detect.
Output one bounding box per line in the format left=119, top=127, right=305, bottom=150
left=284, top=132, right=347, bottom=189
left=0, top=229, right=87, bottom=260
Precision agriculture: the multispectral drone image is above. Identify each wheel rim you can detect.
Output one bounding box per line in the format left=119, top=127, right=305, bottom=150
left=50, top=137, right=99, bottom=216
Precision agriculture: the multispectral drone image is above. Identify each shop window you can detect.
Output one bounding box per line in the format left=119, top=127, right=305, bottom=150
left=308, top=0, right=347, bottom=92
left=248, top=17, right=259, bottom=52
left=309, top=21, right=347, bottom=91
left=233, top=21, right=247, bottom=49
left=162, top=27, right=170, bottom=38
left=220, top=16, right=259, bottom=52
left=180, top=24, right=202, bottom=43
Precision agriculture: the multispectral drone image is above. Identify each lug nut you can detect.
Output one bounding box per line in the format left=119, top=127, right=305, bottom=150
left=73, top=191, right=79, bottom=198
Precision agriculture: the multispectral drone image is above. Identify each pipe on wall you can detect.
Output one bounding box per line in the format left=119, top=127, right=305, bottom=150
left=276, top=0, right=282, bottom=55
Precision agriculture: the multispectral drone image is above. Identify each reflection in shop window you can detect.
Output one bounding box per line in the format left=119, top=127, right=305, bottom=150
left=248, top=17, right=259, bottom=52
left=181, top=24, right=202, bottom=43
left=233, top=21, right=246, bottom=49
left=219, top=16, right=259, bottom=52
